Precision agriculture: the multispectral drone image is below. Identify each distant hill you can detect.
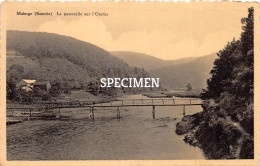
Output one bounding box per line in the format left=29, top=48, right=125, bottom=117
left=6, top=31, right=149, bottom=90
left=150, top=53, right=218, bottom=90
left=111, top=51, right=197, bottom=71
left=111, top=51, right=218, bottom=90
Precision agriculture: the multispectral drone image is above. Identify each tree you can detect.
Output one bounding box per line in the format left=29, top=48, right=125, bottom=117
left=7, top=64, right=24, bottom=83
left=7, top=83, right=18, bottom=101
left=13, top=89, right=33, bottom=104
left=49, top=82, right=61, bottom=97
left=186, top=83, right=192, bottom=92
left=88, top=80, right=100, bottom=95
left=233, top=7, right=254, bottom=102
left=203, top=39, right=240, bottom=98
left=241, top=7, right=254, bottom=60
left=203, top=7, right=254, bottom=100
left=33, top=87, right=48, bottom=101
left=6, top=64, right=24, bottom=100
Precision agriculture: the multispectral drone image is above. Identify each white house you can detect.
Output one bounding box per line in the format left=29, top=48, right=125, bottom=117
left=16, top=79, right=36, bottom=92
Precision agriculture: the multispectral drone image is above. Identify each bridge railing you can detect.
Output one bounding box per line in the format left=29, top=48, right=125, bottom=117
left=99, top=98, right=202, bottom=106
left=6, top=98, right=203, bottom=110
left=6, top=98, right=203, bottom=119
left=6, top=107, right=34, bottom=117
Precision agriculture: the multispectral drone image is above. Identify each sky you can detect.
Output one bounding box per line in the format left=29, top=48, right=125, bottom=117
left=4, top=2, right=252, bottom=60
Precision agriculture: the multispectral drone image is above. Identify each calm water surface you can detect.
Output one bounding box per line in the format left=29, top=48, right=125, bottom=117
left=7, top=94, right=205, bottom=160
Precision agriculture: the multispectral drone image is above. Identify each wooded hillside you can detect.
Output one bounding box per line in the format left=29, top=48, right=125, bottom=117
left=6, top=31, right=151, bottom=97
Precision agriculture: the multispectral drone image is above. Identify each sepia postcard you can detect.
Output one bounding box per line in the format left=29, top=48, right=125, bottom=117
left=0, top=1, right=259, bottom=166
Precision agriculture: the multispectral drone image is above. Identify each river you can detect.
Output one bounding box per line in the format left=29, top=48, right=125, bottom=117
left=7, top=94, right=205, bottom=160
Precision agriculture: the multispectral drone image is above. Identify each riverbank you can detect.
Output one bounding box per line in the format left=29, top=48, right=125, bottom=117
left=175, top=100, right=254, bottom=159
left=7, top=90, right=120, bottom=108
left=6, top=91, right=121, bottom=122
left=143, top=89, right=202, bottom=98
left=164, top=89, right=201, bottom=98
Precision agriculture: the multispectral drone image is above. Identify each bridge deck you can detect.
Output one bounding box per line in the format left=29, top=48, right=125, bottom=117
left=7, top=98, right=202, bottom=109
left=6, top=98, right=203, bottom=119
left=61, top=103, right=202, bottom=108
left=6, top=103, right=202, bottom=110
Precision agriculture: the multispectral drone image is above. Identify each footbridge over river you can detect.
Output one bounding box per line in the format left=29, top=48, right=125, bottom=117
left=7, top=98, right=203, bottom=119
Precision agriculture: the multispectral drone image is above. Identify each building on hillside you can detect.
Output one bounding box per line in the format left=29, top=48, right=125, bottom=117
left=16, top=79, right=36, bottom=92
left=33, top=81, right=52, bottom=92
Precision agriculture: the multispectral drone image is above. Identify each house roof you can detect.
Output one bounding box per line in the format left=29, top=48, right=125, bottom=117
left=34, top=81, right=50, bottom=86
left=21, top=79, right=36, bottom=84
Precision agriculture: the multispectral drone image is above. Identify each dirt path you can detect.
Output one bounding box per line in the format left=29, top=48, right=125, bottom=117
left=227, top=116, right=249, bottom=158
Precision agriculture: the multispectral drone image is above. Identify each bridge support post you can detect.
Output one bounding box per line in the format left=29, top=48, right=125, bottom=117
left=152, top=105, right=155, bottom=119
left=30, top=108, right=33, bottom=117
left=183, top=105, right=186, bottom=116
left=173, top=99, right=175, bottom=104
left=27, top=108, right=33, bottom=121
left=142, top=99, right=143, bottom=104
left=58, top=108, right=61, bottom=118
left=190, top=99, right=191, bottom=104
left=162, top=99, right=164, bottom=105
left=89, top=107, right=94, bottom=120
left=117, top=106, right=120, bottom=119
left=56, top=108, right=61, bottom=118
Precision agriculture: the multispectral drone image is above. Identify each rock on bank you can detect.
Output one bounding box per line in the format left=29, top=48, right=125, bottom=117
left=176, top=100, right=254, bottom=159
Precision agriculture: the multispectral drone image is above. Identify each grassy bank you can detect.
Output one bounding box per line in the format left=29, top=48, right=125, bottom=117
left=164, top=89, right=201, bottom=98
left=143, top=89, right=202, bottom=98
left=7, top=90, right=119, bottom=108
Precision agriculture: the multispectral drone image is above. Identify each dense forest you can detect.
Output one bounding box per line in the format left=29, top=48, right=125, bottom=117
left=176, top=7, right=254, bottom=159
left=6, top=31, right=156, bottom=102
left=202, top=7, right=254, bottom=135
